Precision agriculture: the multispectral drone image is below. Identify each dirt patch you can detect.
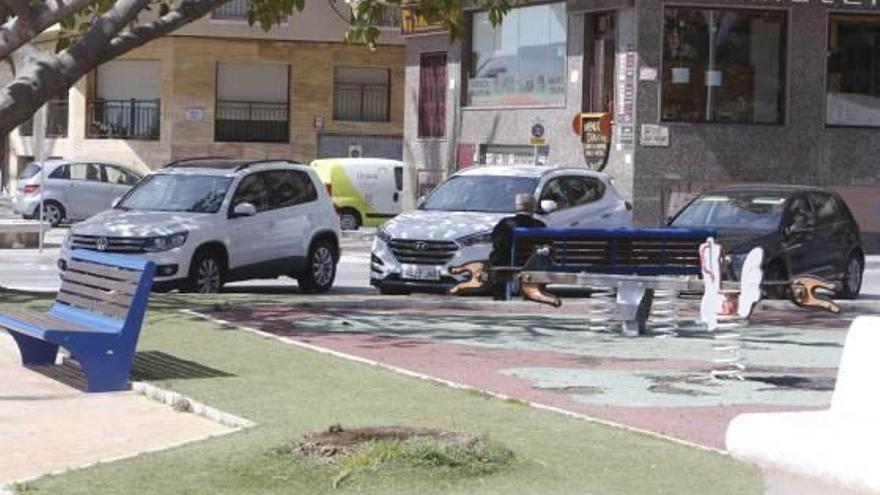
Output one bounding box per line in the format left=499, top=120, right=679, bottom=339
left=291, top=424, right=479, bottom=463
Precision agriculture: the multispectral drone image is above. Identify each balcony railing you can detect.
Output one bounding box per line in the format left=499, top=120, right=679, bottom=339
left=212, top=0, right=248, bottom=20
left=87, top=99, right=160, bottom=140
left=20, top=100, right=69, bottom=138
left=215, top=100, right=289, bottom=143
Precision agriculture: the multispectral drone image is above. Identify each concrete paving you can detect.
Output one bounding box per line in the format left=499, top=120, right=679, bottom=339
left=0, top=333, right=232, bottom=486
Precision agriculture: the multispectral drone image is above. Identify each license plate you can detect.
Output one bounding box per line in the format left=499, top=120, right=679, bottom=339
left=401, top=264, right=440, bottom=281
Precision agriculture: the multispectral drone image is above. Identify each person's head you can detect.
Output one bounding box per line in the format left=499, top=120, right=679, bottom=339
left=515, top=193, right=537, bottom=215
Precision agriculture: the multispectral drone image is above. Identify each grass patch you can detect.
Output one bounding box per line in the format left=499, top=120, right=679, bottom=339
left=1, top=291, right=763, bottom=495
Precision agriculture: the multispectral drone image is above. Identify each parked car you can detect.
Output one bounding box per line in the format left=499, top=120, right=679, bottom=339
left=668, top=185, right=864, bottom=299
left=13, top=159, right=143, bottom=226
left=370, top=165, right=632, bottom=294
left=311, top=158, right=413, bottom=230
left=59, top=158, right=341, bottom=294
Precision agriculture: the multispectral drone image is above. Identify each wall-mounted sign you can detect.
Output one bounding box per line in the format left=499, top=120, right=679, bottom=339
left=641, top=124, right=670, bottom=147
left=529, top=122, right=547, bottom=146
left=615, top=49, right=638, bottom=149
left=185, top=107, right=204, bottom=122
left=400, top=6, right=446, bottom=36
left=582, top=112, right=613, bottom=171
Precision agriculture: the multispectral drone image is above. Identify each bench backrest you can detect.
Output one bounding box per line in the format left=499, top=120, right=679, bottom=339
left=831, top=316, right=880, bottom=414
left=512, top=227, right=717, bottom=276
left=52, top=249, right=155, bottom=345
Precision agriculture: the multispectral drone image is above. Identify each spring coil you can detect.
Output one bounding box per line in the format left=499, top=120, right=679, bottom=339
left=587, top=288, right=617, bottom=333
left=648, top=289, right=680, bottom=338
left=711, top=317, right=747, bottom=380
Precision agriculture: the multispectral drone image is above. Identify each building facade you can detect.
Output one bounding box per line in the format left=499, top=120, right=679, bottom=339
left=3, top=0, right=405, bottom=186
left=402, top=0, right=880, bottom=247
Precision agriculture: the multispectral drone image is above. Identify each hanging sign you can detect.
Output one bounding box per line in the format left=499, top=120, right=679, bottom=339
left=581, top=112, right=613, bottom=171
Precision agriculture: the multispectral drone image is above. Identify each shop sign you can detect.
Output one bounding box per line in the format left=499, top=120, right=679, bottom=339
left=401, top=6, right=446, bottom=36
left=615, top=49, right=638, bottom=149
left=641, top=124, right=669, bottom=147
left=582, top=112, right=612, bottom=171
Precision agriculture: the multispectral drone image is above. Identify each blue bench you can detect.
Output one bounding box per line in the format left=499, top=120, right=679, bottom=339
left=0, top=249, right=155, bottom=392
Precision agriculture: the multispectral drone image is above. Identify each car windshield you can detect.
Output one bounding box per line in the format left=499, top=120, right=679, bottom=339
left=421, top=176, right=539, bottom=213
left=672, top=193, right=786, bottom=231
left=118, top=174, right=232, bottom=213
left=19, top=163, right=41, bottom=180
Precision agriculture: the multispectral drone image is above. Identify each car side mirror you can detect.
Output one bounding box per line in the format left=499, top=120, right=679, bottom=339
left=784, top=218, right=812, bottom=236
left=540, top=199, right=558, bottom=214
left=665, top=215, right=674, bottom=226
left=232, top=202, right=257, bottom=217
left=111, top=197, right=121, bottom=208
left=417, top=195, right=426, bottom=209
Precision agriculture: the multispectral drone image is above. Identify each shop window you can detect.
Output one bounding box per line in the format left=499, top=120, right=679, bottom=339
left=827, top=15, right=880, bottom=127
left=661, top=8, right=786, bottom=124
left=334, top=67, right=391, bottom=122
left=466, top=2, right=567, bottom=107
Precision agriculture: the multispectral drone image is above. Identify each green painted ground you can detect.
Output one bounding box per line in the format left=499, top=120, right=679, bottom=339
left=4, top=292, right=762, bottom=495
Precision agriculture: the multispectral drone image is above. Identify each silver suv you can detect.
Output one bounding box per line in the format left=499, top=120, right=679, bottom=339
left=13, top=159, right=143, bottom=226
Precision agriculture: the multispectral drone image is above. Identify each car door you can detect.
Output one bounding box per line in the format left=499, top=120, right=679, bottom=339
left=226, top=172, right=275, bottom=273
left=539, top=175, right=615, bottom=228
left=262, top=169, right=317, bottom=269
left=808, top=192, right=851, bottom=277
left=779, top=194, right=820, bottom=277
left=65, top=163, right=109, bottom=219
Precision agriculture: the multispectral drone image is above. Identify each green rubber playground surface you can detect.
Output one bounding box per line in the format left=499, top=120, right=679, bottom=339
left=2, top=291, right=762, bottom=495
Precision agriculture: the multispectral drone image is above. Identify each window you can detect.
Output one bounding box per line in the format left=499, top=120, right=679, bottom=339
left=810, top=193, right=844, bottom=225
left=90, top=60, right=161, bottom=139
left=827, top=15, right=880, bottom=126
left=231, top=173, right=271, bottom=212
left=103, top=165, right=140, bottom=185
left=334, top=67, right=391, bottom=122
left=215, top=63, right=290, bottom=143
left=264, top=170, right=317, bottom=209
left=20, top=98, right=69, bottom=138
left=394, top=166, right=404, bottom=192
left=662, top=8, right=786, bottom=124
left=69, top=163, right=102, bottom=182
left=539, top=176, right=605, bottom=210
left=212, top=0, right=248, bottom=20
left=418, top=53, right=446, bottom=138
left=50, top=165, right=70, bottom=180
left=467, top=2, right=567, bottom=107
left=785, top=195, right=816, bottom=228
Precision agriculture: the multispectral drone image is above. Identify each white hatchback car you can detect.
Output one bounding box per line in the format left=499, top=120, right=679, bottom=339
left=370, top=166, right=632, bottom=294
left=59, top=158, right=342, bottom=293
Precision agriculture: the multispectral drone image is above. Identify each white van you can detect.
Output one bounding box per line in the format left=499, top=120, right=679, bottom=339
left=311, top=158, right=413, bottom=230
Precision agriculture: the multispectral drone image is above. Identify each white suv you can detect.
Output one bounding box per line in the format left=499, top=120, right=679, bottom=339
left=59, top=158, right=341, bottom=293
left=371, top=166, right=632, bottom=294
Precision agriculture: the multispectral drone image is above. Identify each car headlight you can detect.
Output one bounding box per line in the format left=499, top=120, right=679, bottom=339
left=376, top=225, right=392, bottom=243
left=144, top=232, right=188, bottom=252
left=457, top=231, right=493, bottom=247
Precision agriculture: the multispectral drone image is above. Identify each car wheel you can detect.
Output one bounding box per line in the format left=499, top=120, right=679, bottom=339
left=763, top=261, right=790, bottom=300
left=339, top=209, right=361, bottom=231
left=299, top=239, right=337, bottom=293
left=41, top=201, right=65, bottom=227
left=187, top=251, right=224, bottom=294
left=839, top=253, right=863, bottom=300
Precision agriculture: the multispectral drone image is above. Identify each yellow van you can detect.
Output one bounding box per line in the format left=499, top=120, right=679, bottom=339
left=311, top=158, right=411, bottom=230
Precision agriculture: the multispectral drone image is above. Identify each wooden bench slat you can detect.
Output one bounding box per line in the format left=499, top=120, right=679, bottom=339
left=0, top=310, right=91, bottom=333
left=60, top=280, right=135, bottom=307
left=57, top=291, right=130, bottom=319
left=67, top=259, right=142, bottom=282
left=61, top=270, right=137, bottom=295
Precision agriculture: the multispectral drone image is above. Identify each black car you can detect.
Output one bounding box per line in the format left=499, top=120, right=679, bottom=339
left=669, top=185, right=864, bottom=299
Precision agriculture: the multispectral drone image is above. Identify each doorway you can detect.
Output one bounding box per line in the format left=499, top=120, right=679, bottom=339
left=584, top=12, right=617, bottom=114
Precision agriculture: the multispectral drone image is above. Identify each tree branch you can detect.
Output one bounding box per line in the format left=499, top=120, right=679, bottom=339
left=0, top=0, right=93, bottom=61
left=100, top=0, right=232, bottom=62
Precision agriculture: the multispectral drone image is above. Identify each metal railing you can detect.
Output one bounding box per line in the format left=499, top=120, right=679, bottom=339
left=87, top=99, right=160, bottom=140
left=212, top=0, right=248, bottom=20
left=20, top=99, right=69, bottom=137
left=215, top=100, right=289, bottom=143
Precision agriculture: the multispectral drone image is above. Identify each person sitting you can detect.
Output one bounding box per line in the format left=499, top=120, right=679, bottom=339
left=488, top=193, right=546, bottom=299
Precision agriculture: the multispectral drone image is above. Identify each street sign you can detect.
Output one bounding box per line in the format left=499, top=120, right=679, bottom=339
left=529, top=122, right=547, bottom=146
